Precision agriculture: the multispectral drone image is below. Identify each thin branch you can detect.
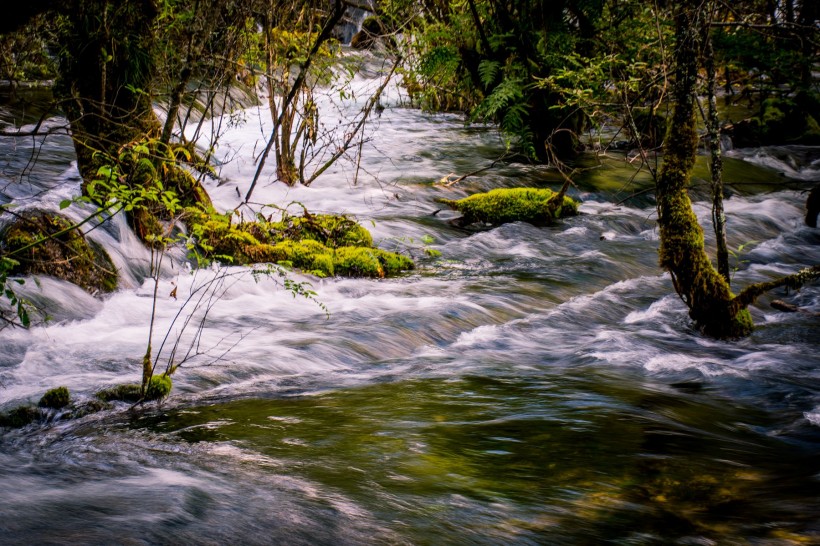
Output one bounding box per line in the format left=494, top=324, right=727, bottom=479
left=731, top=265, right=820, bottom=313
left=244, top=0, right=347, bottom=202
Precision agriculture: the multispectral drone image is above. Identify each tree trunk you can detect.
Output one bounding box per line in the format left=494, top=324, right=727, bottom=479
left=56, top=0, right=210, bottom=239
left=58, top=0, right=162, bottom=188
left=703, top=13, right=730, bottom=283
left=655, top=1, right=754, bottom=338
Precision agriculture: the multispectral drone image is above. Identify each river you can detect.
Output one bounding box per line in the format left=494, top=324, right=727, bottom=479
left=1, top=59, right=819, bottom=544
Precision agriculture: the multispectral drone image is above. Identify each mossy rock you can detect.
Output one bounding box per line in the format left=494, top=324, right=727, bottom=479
left=730, top=93, right=820, bottom=147
left=0, top=405, right=41, bottom=428
left=183, top=206, right=412, bottom=277
left=39, top=386, right=70, bottom=409
left=0, top=210, right=118, bottom=294
left=146, top=374, right=172, bottom=400
left=270, top=241, right=413, bottom=278
left=333, top=246, right=413, bottom=278
left=436, top=188, right=579, bottom=227
left=96, top=374, right=173, bottom=403
left=269, top=213, right=373, bottom=248
left=268, top=239, right=335, bottom=276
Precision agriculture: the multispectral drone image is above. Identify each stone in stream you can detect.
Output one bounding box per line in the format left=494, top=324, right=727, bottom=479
left=0, top=209, right=118, bottom=295
left=435, top=187, right=579, bottom=228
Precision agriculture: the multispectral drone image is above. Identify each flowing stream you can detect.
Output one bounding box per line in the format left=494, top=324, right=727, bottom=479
left=1, top=60, right=819, bottom=544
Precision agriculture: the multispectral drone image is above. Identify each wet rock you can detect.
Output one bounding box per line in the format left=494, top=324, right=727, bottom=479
left=0, top=405, right=41, bottom=428
left=436, top=187, right=579, bottom=227
left=0, top=209, right=118, bottom=294
left=96, top=374, right=172, bottom=403
left=39, top=386, right=70, bottom=409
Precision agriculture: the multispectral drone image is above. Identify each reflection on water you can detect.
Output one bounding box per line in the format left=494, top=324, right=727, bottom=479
left=1, top=72, right=819, bottom=544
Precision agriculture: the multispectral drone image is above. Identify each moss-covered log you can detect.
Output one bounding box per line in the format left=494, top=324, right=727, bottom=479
left=0, top=210, right=118, bottom=294
left=436, top=187, right=578, bottom=227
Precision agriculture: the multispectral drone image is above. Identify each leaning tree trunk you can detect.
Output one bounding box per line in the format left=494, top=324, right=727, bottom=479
left=656, top=2, right=754, bottom=338
left=656, top=1, right=819, bottom=338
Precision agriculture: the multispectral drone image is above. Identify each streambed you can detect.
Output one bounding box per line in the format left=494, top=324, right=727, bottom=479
left=1, top=69, right=819, bottom=544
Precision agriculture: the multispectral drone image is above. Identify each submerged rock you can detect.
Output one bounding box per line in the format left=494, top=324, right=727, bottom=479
left=39, top=386, right=70, bottom=409
left=0, top=210, right=118, bottom=294
left=0, top=405, right=41, bottom=428
left=436, top=187, right=579, bottom=227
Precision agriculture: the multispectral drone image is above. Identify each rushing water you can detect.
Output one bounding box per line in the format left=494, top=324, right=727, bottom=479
left=1, top=62, right=819, bottom=544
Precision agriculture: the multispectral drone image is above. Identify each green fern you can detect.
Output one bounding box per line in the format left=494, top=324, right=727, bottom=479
left=478, top=59, right=500, bottom=88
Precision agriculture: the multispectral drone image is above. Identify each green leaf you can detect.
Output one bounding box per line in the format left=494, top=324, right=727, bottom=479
left=59, top=199, right=72, bottom=210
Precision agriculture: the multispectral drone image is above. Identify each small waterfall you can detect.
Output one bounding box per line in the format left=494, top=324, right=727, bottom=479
left=334, top=2, right=375, bottom=45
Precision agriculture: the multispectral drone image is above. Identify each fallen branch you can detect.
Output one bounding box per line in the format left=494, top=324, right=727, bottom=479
left=771, top=299, right=820, bottom=317
left=435, top=154, right=510, bottom=187
left=730, top=265, right=820, bottom=314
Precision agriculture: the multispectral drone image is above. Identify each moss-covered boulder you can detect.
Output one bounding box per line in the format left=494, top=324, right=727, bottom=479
left=183, top=206, right=413, bottom=277
left=436, top=187, right=579, bottom=227
left=0, top=210, right=118, bottom=294
left=0, top=405, right=41, bottom=428
left=334, top=247, right=415, bottom=278
left=730, top=93, right=820, bottom=147
left=96, top=374, right=173, bottom=403
left=39, top=386, right=70, bottom=409
left=269, top=212, right=373, bottom=248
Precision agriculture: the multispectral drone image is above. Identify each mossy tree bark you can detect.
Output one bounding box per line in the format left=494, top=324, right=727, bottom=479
left=55, top=0, right=211, bottom=238
left=657, top=1, right=819, bottom=339
left=57, top=0, right=163, bottom=187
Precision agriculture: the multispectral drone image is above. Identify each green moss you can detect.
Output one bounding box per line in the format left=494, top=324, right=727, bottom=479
left=183, top=206, right=412, bottom=277
left=96, top=374, right=172, bottom=403
left=0, top=405, right=41, bottom=428
left=96, top=384, right=142, bottom=403
left=145, top=374, right=172, bottom=400
left=332, top=247, right=414, bottom=278
left=437, top=187, right=579, bottom=227
left=39, top=386, right=70, bottom=409
left=269, top=213, right=373, bottom=248
left=270, top=240, right=335, bottom=276
left=333, top=247, right=384, bottom=277
left=371, top=248, right=415, bottom=276
left=0, top=210, right=118, bottom=294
